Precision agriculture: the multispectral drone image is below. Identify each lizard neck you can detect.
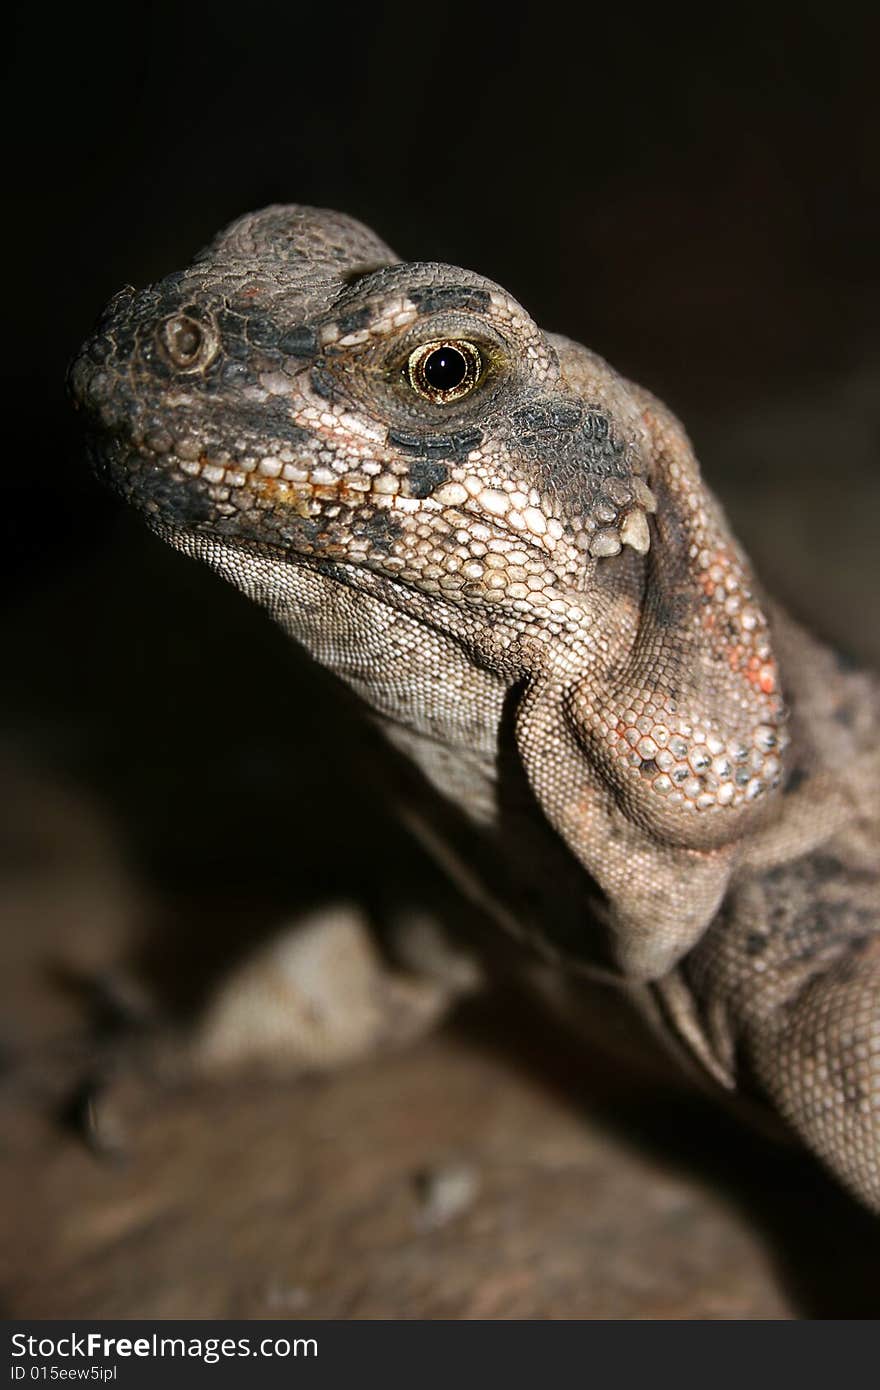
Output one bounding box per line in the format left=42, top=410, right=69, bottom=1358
left=165, top=528, right=511, bottom=822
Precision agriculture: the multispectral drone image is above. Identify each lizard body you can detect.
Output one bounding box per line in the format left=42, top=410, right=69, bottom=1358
left=70, top=206, right=880, bottom=1211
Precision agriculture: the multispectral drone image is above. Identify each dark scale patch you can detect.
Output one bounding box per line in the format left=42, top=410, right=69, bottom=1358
left=113, top=325, right=138, bottom=361
left=513, top=402, right=583, bottom=434
left=220, top=360, right=250, bottom=386
left=128, top=463, right=215, bottom=528
left=310, top=365, right=337, bottom=401
left=386, top=427, right=483, bottom=462
left=245, top=316, right=279, bottom=348
left=136, top=343, right=173, bottom=383
left=386, top=429, right=423, bottom=455
left=315, top=561, right=356, bottom=590
left=424, top=435, right=455, bottom=455
left=282, top=513, right=333, bottom=545
left=577, top=421, right=629, bottom=477
left=583, top=412, right=614, bottom=443
left=217, top=307, right=246, bottom=336
left=452, top=427, right=483, bottom=453
left=409, top=287, right=492, bottom=315
left=511, top=398, right=633, bottom=509
left=277, top=326, right=319, bottom=358
left=358, top=509, right=403, bottom=553
left=407, top=459, right=449, bottom=498
left=745, top=931, right=769, bottom=957
left=280, top=423, right=314, bottom=449
left=336, top=306, right=373, bottom=336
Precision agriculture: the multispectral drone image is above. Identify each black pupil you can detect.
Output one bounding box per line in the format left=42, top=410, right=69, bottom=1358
left=422, top=346, right=468, bottom=392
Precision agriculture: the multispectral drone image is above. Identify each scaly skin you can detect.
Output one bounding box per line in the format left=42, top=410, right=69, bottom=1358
left=70, top=206, right=880, bottom=1211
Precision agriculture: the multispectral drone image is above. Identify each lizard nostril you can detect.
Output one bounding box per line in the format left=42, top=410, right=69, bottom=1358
left=159, top=313, right=219, bottom=371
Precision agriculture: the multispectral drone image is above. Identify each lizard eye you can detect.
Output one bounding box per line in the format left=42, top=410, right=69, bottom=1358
left=159, top=313, right=219, bottom=371
left=406, top=340, right=482, bottom=404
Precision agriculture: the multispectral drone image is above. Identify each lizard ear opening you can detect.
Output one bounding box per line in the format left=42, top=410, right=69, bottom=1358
left=515, top=387, right=788, bottom=980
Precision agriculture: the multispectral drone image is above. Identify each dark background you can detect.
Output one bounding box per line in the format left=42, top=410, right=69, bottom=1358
left=3, top=2, right=880, bottom=1317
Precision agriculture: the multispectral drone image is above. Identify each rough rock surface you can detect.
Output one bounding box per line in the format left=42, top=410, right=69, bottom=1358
left=2, top=759, right=879, bottom=1319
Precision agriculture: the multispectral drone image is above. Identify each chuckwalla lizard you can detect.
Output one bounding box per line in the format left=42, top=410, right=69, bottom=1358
left=70, top=206, right=880, bottom=1212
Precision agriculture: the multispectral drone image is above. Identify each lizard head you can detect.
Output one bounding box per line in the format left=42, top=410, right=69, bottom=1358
left=70, top=204, right=657, bottom=613
left=71, top=206, right=788, bottom=979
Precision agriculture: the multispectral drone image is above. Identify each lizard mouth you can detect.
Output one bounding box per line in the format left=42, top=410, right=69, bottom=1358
left=85, top=426, right=662, bottom=631
left=100, top=434, right=658, bottom=576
